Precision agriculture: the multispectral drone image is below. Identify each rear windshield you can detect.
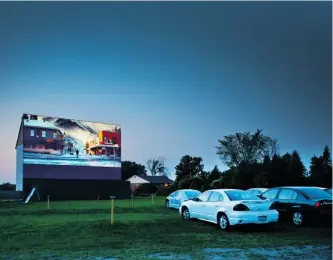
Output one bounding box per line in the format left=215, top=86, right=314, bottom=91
left=184, top=190, right=201, bottom=198
left=300, top=188, right=332, bottom=199
left=225, top=190, right=261, bottom=201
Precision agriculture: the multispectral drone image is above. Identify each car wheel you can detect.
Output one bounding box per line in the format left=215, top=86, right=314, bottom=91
left=165, top=200, right=169, bottom=208
left=218, top=213, right=230, bottom=231
left=292, top=212, right=304, bottom=226
left=182, top=207, right=191, bottom=220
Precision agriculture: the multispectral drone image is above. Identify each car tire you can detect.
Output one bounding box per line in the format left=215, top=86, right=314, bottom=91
left=165, top=200, right=169, bottom=208
left=292, top=212, right=304, bottom=226
left=182, top=207, right=191, bottom=220
left=218, top=213, right=230, bottom=231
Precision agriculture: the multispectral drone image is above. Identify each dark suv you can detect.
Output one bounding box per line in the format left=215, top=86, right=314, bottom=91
left=259, top=186, right=332, bottom=226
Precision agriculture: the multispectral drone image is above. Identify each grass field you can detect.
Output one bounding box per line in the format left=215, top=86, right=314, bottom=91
left=0, top=197, right=332, bottom=260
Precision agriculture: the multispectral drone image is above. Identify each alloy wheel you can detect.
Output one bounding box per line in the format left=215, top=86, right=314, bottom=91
left=293, top=212, right=303, bottom=226
left=219, top=215, right=229, bottom=230
left=182, top=208, right=190, bottom=220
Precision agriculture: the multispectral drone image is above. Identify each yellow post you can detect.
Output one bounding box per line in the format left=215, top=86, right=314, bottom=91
left=151, top=194, right=154, bottom=205
left=111, top=198, right=114, bottom=225
left=47, top=195, right=50, bottom=210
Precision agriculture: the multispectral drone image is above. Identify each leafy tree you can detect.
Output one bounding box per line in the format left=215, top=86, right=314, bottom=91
left=281, top=153, right=292, bottom=186
left=146, top=157, right=166, bottom=176
left=267, top=154, right=284, bottom=187
left=0, top=182, right=15, bottom=191
left=121, top=161, right=146, bottom=180
left=289, top=150, right=306, bottom=185
left=216, top=129, right=278, bottom=168
left=174, top=155, right=205, bottom=189
left=309, top=146, right=332, bottom=187
left=206, top=165, right=222, bottom=184
left=322, top=145, right=332, bottom=185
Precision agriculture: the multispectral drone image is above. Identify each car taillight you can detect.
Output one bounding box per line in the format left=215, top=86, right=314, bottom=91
left=269, top=202, right=277, bottom=210
left=233, top=204, right=250, bottom=211
left=315, top=201, right=321, bottom=208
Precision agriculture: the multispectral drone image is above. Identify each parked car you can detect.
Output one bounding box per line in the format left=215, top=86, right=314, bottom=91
left=165, top=189, right=201, bottom=209
left=179, top=189, right=279, bottom=231
left=324, top=188, right=332, bottom=195
left=259, top=186, right=332, bottom=226
left=245, top=188, right=268, bottom=197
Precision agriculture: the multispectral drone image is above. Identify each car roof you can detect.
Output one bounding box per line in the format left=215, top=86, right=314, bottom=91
left=178, top=189, right=200, bottom=192
left=207, top=189, right=243, bottom=193
left=278, top=186, right=324, bottom=190
left=246, top=188, right=267, bottom=191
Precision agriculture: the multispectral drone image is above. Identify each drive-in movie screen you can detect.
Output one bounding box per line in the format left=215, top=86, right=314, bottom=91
left=22, top=114, right=121, bottom=167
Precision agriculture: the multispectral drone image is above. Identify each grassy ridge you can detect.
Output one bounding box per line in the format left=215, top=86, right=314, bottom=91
left=0, top=197, right=331, bottom=259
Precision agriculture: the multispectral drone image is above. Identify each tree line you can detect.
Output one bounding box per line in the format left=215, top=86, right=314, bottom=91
left=1, top=129, right=331, bottom=192
left=122, top=129, right=332, bottom=191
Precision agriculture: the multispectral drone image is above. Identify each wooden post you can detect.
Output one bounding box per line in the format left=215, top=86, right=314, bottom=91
left=110, top=196, right=115, bottom=225
left=131, top=196, right=134, bottom=208
left=47, top=195, right=50, bottom=210
left=151, top=194, right=154, bottom=205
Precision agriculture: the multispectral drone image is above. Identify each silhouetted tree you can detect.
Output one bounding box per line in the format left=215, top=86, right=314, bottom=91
left=289, top=150, right=306, bottom=185
left=174, top=155, right=204, bottom=188
left=0, top=182, right=15, bottom=191
left=309, top=146, right=332, bottom=187
left=147, top=157, right=166, bottom=176
left=121, top=161, right=147, bottom=180
left=206, top=165, right=222, bottom=184
left=216, top=129, right=278, bottom=168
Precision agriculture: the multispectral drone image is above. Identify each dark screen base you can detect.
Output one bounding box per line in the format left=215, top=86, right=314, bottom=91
left=23, top=178, right=131, bottom=200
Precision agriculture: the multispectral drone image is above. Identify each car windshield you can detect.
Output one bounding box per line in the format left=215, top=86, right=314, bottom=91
left=184, top=190, right=201, bottom=198
left=225, top=190, right=261, bottom=201
left=300, top=188, right=332, bottom=199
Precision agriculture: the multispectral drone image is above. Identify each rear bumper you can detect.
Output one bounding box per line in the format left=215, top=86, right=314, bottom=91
left=229, top=210, right=279, bottom=226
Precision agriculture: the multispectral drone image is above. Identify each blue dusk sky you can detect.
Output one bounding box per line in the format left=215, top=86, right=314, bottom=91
left=0, top=2, right=331, bottom=183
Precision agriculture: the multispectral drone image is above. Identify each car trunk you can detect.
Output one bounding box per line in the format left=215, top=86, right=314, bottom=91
left=315, top=199, right=333, bottom=213
left=240, top=200, right=272, bottom=211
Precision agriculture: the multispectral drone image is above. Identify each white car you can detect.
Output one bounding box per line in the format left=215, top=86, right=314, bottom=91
left=166, top=189, right=201, bottom=209
left=179, top=189, right=279, bottom=230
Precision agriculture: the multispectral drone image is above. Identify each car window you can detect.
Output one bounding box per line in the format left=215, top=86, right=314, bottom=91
left=171, top=191, right=179, bottom=198
left=208, top=192, right=223, bottom=202
left=184, top=190, right=201, bottom=199
left=225, top=190, right=261, bottom=201
left=252, top=190, right=261, bottom=195
left=278, top=189, right=296, bottom=200
left=291, top=192, right=299, bottom=200
left=300, top=188, right=332, bottom=200
left=197, top=191, right=212, bottom=202
left=262, top=189, right=279, bottom=200
left=296, top=193, right=307, bottom=201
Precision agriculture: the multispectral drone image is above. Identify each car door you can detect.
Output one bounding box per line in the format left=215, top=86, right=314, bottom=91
left=204, top=191, right=224, bottom=222
left=169, top=191, right=179, bottom=208
left=173, top=191, right=185, bottom=208
left=276, top=189, right=296, bottom=218
left=191, top=191, right=212, bottom=219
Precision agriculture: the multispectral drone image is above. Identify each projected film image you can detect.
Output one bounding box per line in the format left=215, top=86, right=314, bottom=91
left=23, top=114, right=121, bottom=167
